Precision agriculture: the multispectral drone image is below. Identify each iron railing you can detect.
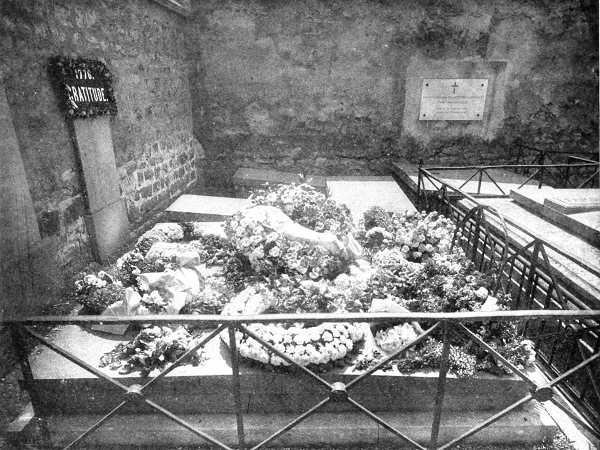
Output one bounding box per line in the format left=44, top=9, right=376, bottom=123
left=4, top=310, right=600, bottom=450
left=416, top=162, right=599, bottom=198
left=514, top=143, right=599, bottom=188
left=418, top=166, right=600, bottom=430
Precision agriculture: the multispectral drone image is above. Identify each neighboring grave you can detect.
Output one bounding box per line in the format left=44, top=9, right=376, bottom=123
left=544, top=190, right=600, bottom=214
left=510, top=188, right=600, bottom=248
left=402, top=57, right=507, bottom=142
left=326, top=176, right=417, bottom=224
left=165, top=194, right=250, bottom=222
left=233, top=167, right=327, bottom=198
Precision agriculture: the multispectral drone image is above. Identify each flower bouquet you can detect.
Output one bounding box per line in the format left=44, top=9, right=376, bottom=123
left=99, top=325, right=205, bottom=376
left=75, top=271, right=125, bottom=314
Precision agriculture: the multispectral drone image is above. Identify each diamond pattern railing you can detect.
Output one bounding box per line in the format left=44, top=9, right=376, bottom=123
left=5, top=310, right=600, bottom=449
left=418, top=165, right=600, bottom=432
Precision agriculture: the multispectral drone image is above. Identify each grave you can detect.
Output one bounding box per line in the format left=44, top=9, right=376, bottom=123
left=233, top=167, right=327, bottom=197
left=458, top=195, right=600, bottom=307
left=510, top=188, right=600, bottom=247
left=326, top=176, right=417, bottom=223
left=164, top=194, right=251, bottom=222
left=24, top=323, right=555, bottom=448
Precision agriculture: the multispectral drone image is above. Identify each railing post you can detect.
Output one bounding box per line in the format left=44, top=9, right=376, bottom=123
left=417, top=168, right=423, bottom=211
left=8, top=323, right=52, bottom=448
left=430, top=321, right=452, bottom=449
left=228, top=325, right=246, bottom=450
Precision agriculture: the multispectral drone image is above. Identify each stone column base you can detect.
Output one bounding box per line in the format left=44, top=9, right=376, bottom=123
left=84, top=199, right=130, bottom=263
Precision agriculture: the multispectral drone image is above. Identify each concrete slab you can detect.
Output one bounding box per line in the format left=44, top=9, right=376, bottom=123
left=47, top=404, right=556, bottom=448
left=392, top=159, right=537, bottom=197
left=510, top=188, right=600, bottom=247
left=326, top=176, right=417, bottom=223
left=0, top=79, right=42, bottom=319
left=73, top=116, right=130, bottom=263
left=233, top=167, right=327, bottom=197
left=29, top=324, right=528, bottom=416
left=164, top=194, right=250, bottom=222
left=84, top=198, right=130, bottom=262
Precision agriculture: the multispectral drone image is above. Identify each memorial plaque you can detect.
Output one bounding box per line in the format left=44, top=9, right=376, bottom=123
left=49, top=56, right=117, bottom=119
left=419, top=79, right=488, bottom=121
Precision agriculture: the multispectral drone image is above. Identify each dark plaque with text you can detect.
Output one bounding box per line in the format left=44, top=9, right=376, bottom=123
left=49, top=56, right=117, bottom=119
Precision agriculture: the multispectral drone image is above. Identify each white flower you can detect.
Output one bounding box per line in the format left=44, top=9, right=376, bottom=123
left=293, top=334, right=305, bottom=345
left=273, top=343, right=286, bottom=355
left=322, top=331, right=334, bottom=342
left=480, top=296, right=499, bottom=312
left=475, top=287, right=489, bottom=300
left=268, top=246, right=282, bottom=257
left=297, top=354, right=310, bottom=366
left=295, top=344, right=307, bottom=356
left=271, top=355, right=286, bottom=366
left=334, top=273, right=351, bottom=290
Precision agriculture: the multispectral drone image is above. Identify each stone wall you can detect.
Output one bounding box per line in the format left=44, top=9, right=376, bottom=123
left=189, top=0, right=598, bottom=187
left=0, top=0, right=203, bottom=271
left=0, top=0, right=203, bottom=313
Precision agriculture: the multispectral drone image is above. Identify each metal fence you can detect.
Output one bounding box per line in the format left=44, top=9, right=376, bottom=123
left=513, top=143, right=599, bottom=188
left=4, top=310, right=600, bottom=450
left=418, top=166, right=600, bottom=431
left=3, top=162, right=600, bottom=448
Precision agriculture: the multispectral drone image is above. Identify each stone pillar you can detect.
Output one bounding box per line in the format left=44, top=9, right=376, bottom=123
left=0, top=79, right=41, bottom=317
left=72, top=116, right=129, bottom=263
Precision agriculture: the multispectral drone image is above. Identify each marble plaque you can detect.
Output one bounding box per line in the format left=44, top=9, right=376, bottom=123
left=419, top=78, right=488, bottom=121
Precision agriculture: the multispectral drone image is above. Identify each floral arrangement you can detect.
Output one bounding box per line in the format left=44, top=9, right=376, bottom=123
left=223, top=214, right=350, bottom=283
left=360, top=208, right=455, bottom=262
left=77, top=182, right=533, bottom=378
left=99, top=326, right=205, bottom=376
left=234, top=322, right=364, bottom=369
left=74, top=271, right=125, bottom=313
left=250, top=183, right=354, bottom=237
left=181, top=276, right=233, bottom=316
left=135, top=223, right=185, bottom=256
left=356, top=246, right=531, bottom=376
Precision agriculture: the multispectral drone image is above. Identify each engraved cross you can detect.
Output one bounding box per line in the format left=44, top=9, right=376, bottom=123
left=452, top=82, right=459, bottom=94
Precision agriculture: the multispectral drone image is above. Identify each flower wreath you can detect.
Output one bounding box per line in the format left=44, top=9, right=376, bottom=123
left=48, top=55, right=118, bottom=119
left=221, top=284, right=365, bottom=368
